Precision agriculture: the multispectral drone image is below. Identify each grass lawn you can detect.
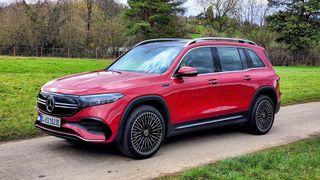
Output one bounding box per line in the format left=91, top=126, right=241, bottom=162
left=0, top=56, right=111, bottom=141
left=275, top=66, right=320, bottom=105
left=0, top=56, right=320, bottom=141
left=161, top=136, right=320, bottom=179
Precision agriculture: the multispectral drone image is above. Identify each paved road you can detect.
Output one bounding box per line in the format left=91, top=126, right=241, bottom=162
left=1, top=102, right=320, bottom=180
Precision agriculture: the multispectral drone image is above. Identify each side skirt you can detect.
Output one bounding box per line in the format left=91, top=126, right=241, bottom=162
left=167, top=112, right=249, bottom=137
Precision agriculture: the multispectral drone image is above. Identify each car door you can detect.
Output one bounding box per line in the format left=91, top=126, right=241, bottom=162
left=166, top=47, right=221, bottom=124
left=215, top=47, right=256, bottom=115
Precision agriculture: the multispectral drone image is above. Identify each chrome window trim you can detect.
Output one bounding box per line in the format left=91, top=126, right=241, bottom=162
left=171, top=45, right=268, bottom=79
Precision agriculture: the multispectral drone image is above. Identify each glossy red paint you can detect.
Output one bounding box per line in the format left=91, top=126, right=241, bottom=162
left=35, top=41, right=281, bottom=144
left=177, top=66, right=198, bottom=76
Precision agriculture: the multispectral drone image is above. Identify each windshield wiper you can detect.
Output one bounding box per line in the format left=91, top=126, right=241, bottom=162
left=108, top=69, right=122, bottom=74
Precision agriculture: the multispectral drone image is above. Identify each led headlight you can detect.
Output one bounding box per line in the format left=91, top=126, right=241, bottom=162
left=79, top=93, right=124, bottom=108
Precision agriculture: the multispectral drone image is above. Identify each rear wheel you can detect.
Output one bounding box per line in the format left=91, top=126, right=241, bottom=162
left=246, top=95, right=275, bottom=135
left=119, top=105, right=165, bottom=159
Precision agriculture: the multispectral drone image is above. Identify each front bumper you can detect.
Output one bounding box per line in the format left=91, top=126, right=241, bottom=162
left=35, top=117, right=112, bottom=143
left=35, top=97, right=129, bottom=143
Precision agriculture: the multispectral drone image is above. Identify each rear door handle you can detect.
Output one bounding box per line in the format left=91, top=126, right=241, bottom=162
left=243, top=76, right=252, bottom=81
left=208, top=79, right=218, bottom=85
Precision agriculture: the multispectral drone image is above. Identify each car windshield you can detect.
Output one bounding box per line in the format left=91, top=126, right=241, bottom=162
left=108, top=44, right=183, bottom=74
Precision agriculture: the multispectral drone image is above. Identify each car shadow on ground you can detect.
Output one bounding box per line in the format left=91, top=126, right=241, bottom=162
left=164, top=125, right=245, bottom=145
left=48, top=125, right=246, bottom=159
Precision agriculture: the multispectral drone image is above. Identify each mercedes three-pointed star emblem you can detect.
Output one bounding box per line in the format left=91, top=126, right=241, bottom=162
left=46, top=95, right=55, bottom=113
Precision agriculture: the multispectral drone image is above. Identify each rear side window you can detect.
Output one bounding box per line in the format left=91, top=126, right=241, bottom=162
left=179, top=47, right=214, bottom=74
left=217, top=47, right=243, bottom=71
left=247, top=50, right=265, bottom=68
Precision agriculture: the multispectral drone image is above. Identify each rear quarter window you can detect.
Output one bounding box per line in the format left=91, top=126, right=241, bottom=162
left=263, top=50, right=272, bottom=63
left=247, top=50, right=266, bottom=68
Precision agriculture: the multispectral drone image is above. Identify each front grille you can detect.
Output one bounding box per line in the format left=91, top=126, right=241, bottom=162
left=37, top=92, right=80, bottom=117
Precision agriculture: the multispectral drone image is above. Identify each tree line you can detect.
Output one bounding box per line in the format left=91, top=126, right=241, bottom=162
left=0, top=0, right=126, bottom=58
left=0, top=0, right=319, bottom=65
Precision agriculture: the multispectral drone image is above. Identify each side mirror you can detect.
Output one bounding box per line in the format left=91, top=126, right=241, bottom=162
left=176, top=66, right=198, bottom=78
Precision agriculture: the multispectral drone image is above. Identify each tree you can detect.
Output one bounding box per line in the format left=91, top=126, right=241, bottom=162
left=266, top=0, right=320, bottom=50
left=85, top=0, right=93, bottom=50
left=23, top=0, right=68, bottom=56
left=124, top=0, right=186, bottom=40
left=95, top=0, right=122, bottom=18
left=47, top=0, right=68, bottom=50
left=0, top=2, right=32, bottom=53
left=198, top=0, right=238, bottom=32
left=234, top=0, right=270, bottom=27
left=23, top=1, right=50, bottom=49
left=93, top=4, right=126, bottom=55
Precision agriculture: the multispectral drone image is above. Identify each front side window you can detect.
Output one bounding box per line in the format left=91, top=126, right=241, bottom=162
left=217, top=47, right=243, bottom=71
left=179, top=47, right=214, bottom=74
left=108, top=45, right=182, bottom=74
left=247, top=50, right=266, bottom=68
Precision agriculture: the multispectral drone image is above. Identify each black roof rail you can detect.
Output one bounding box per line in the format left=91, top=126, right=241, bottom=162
left=134, top=38, right=188, bottom=47
left=184, top=37, right=257, bottom=47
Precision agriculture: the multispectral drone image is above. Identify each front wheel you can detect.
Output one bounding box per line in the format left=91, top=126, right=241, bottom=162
left=246, top=95, right=275, bottom=135
left=119, top=105, right=165, bottom=159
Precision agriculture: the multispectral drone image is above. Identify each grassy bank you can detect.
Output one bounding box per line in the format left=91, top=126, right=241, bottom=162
left=0, top=56, right=320, bottom=141
left=161, top=136, right=320, bottom=179
left=0, top=56, right=110, bottom=141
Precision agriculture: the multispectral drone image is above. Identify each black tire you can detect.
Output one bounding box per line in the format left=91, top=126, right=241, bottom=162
left=118, top=105, right=165, bottom=159
left=246, top=95, right=275, bottom=135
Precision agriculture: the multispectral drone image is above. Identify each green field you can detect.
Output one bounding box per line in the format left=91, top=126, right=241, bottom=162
left=0, top=56, right=111, bottom=141
left=276, top=66, right=320, bottom=105
left=161, top=136, right=320, bottom=179
left=0, top=56, right=320, bottom=141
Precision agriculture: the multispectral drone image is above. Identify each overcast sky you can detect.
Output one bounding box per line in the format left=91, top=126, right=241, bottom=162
left=0, top=0, right=267, bottom=16
left=117, top=0, right=268, bottom=16
left=117, top=0, right=203, bottom=15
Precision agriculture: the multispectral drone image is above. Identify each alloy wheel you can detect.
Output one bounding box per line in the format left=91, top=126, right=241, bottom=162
left=130, top=112, right=164, bottom=155
left=255, top=100, right=274, bottom=132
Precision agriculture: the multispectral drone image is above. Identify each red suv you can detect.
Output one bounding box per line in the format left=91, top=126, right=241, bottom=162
left=35, top=37, right=281, bottom=159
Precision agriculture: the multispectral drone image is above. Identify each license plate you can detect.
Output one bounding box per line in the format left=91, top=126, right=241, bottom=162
left=38, top=114, right=61, bottom=128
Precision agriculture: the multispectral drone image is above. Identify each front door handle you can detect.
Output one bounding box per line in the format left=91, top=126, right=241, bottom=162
left=243, top=76, right=252, bottom=81
left=209, top=79, right=218, bottom=85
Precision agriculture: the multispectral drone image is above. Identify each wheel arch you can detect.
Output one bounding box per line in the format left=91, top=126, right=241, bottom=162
left=113, top=95, right=170, bottom=144
left=250, top=86, right=278, bottom=112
